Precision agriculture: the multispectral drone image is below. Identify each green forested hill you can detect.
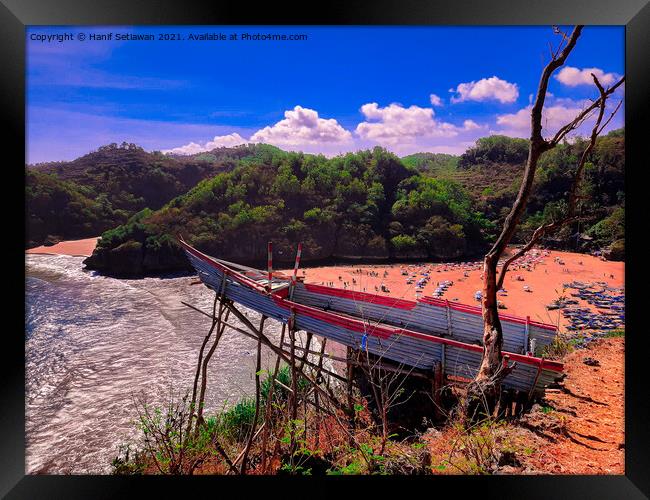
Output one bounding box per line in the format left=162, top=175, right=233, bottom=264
left=26, top=170, right=124, bottom=246
left=421, top=131, right=624, bottom=258
left=83, top=147, right=490, bottom=275
left=26, top=130, right=624, bottom=274
left=401, top=152, right=458, bottom=175
left=26, top=142, right=280, bottom=246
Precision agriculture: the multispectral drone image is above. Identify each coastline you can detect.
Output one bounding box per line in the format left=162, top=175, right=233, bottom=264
left=26, top=237, right=624, bottom=330
left=25, top=238, right=625, bottom=475
left=26, top=237, right=99, bottom=257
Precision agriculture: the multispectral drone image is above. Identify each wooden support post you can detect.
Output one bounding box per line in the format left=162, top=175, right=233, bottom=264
left=432, top=361, right=443, bottom=419
left=289, top=242, right=303, bottom=300
left=196, top=298, right=230, bottom=430
left=314, top=338, right=327, bottom=449
left=528, top=364, right=543, bottom=401
left=240, top=315, right=266, bottom=475
left=507, top=390, right=515, bottom=420
left=280, top=341, right=431, bottom=381
left=441, top=343, right=446, bottom=374
left=445, top=299, right=453, bottom=337
left=260, top=322, right=286, bottom=473
left=298, top=331, right=313, bottom=372
left=186, top=293, right=219, bottom=438
left=524, top=315, right=531, bottom=354
left=216, top=301, right=348, bottom=413
left=346, top=346, right=356, bottom=441
left=289, top=324, right=298, bottom=468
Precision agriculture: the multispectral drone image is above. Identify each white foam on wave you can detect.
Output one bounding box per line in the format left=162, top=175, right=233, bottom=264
left=25, top=255, right=295, bottom=474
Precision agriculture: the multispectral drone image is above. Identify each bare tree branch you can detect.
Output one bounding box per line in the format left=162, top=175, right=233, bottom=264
left=495, top=73, right=622, bottom=290
left=547, top=76, right=624, bottom=147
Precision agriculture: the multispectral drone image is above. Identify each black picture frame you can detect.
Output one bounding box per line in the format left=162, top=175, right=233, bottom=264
left=4, top=1, right=649, bottom=498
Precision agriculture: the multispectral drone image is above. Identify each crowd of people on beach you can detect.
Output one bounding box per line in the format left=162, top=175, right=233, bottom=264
left=303, top=249, right=624, bottom=352
left=551, top=280, right=625, bottom=349
left=312, top=249, right=554, bottom=302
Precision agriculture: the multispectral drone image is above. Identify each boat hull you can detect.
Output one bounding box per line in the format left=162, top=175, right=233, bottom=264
left=181, top=241, right=563, bottom=395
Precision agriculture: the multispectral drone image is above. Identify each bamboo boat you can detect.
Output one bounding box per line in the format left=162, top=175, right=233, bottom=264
left=180, top=239, right=563, bottom=395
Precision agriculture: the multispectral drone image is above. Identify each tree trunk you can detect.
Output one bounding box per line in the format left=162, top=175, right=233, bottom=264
left=466, top=255, right=504, bottom=418
left=460, top=26, right=595, bottom=423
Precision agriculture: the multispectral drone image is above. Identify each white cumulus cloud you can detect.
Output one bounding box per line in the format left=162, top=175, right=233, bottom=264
left=463, top=119, right=482, bottom=131
left=355, top=102, right=482, bottom=145
left=163, top=132, right=247, bottom=155
left=555, top=66, right=618, bottom=87
left=450, top=76, right=519, bottom=104
left=493, top=96, right=622, bottom=139
left=429, top=93, right=443, bottom=106
left=250, top=105, right=352, bottom=147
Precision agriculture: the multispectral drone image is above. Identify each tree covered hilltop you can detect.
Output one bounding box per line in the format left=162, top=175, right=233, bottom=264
left=26, top=142, right=265, bottom=247
left=25, top=131, right=624, bottom=276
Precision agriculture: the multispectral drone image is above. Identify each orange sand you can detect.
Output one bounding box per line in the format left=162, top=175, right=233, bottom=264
left=26, top=237, right=99, bottom=257
left=288, top=248, right=624, bottom=329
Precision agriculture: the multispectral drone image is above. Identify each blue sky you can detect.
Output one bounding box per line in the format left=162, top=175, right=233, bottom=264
left=26, top=26, right=624, bottom=163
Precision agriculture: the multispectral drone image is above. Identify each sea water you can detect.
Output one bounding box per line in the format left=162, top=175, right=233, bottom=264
left=25, top=255, right=309, bottom=474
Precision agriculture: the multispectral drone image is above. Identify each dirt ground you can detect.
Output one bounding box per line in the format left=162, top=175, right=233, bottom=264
left=295, top=248, right=625, bottom=475
left=519, top=336, right=625, bottom=474
left=424, top=337, right=624, bottom=475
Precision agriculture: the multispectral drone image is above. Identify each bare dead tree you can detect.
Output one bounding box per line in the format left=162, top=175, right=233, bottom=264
left=355, top=349, right=419, bottom=457
left=495, top=77, right=623, bottom=291
left=466, top=25, right=625, bottom=421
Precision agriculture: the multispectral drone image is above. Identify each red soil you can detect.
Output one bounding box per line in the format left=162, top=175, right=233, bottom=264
left=521, top=337, right=625, bottom=474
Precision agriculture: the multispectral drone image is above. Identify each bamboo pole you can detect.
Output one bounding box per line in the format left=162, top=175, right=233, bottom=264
left=181, top=301, right=349, bottom=385
left=222, top=301, right=348, bottom=413
left=185, top=294, right=218, bottom=438
left=241, top=315, right=266, bottom=474
left=346, top=346, right=356, bottom=440
left=260, top=322, right=286, bottom=473
left=298, top=331, right=313, bottom=372
left=314, top=338, right=327, bottom=449
left=289, top=242, right=303, bottom=300
left=288, top=325, right=298, bottom=468
left=196, top=301, right=230, bottom=429
left=281, top=342, right=431, bottom=380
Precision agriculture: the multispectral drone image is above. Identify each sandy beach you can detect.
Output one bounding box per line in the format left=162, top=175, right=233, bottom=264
left=27, top=237, right=624, bottom=330
left=26, top=237, right=99, bottom=257
left=290, top=248, right=624, bottom=329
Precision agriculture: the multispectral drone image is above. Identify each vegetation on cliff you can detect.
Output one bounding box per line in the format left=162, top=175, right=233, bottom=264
left=82, top=146, right=490, bottom=275
left=25, top=170, right=125, bottom=246
left=26, top=129, right=624, bottom=274
left=26, top=142, right=268, bottom=247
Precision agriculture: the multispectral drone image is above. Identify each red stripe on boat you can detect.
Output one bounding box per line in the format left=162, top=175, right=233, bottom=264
left=419, top=296, right=556, bottom=331
left=270, top=295, right=563, bottom=372
left=303, top=283, right=417, bottom=310
left=303, top=283, right=556, bottom=331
